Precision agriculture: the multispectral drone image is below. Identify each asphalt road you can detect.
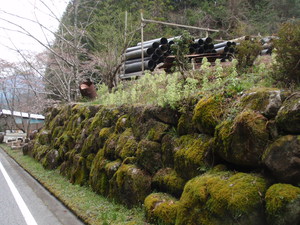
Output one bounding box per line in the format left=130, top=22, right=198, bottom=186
left=0, top=148, right=84, bottom=225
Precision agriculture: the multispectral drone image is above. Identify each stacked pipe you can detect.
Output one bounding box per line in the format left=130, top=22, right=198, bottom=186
left=120, top=37, right=176, bottom=78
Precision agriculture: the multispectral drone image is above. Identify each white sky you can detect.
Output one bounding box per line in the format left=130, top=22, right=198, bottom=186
left=0, top=0, right=69, bottom=62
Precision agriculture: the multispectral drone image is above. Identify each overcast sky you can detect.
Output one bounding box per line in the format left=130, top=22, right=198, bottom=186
left=0, top=0, right=68, bottom=62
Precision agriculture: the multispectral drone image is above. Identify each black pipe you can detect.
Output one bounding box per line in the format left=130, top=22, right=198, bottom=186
left=160, top=44, right=169, bottom=53
left=126, top=42, right=159, bottom=53
left=151, top=54, right=160, bottom=62
left=214, top=41, right=232, bottom=49
left=189, top=47, right=197, bottom=54
left=197, top=47, right=205, bottom=54
left=125, top=60, right=156, bottom=74
left=125, top=48, right=155, bottom=60
left=125, top=57, right=151, bottom=65
left=155, top=48, right=163, bottom=56
left=208, top=43, right=214, bottom=50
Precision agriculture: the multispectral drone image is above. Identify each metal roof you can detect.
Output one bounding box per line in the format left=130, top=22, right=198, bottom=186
left=0, top=109, right=45, bottom=120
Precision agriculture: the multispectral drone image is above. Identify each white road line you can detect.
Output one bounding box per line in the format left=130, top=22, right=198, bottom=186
left=0, top=161, right=38, bottom=225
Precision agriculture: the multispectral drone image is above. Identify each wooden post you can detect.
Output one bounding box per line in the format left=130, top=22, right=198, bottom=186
left=141, top=12, right=144, bottom=74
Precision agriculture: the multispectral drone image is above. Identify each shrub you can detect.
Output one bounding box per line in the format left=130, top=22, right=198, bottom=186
left=236, top=38, right=262, bottom=70
left=273, top=20, right=300, bottom=85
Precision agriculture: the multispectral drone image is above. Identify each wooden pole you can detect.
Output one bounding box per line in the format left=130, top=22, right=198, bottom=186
left=141, top=12, right=144, bottom=73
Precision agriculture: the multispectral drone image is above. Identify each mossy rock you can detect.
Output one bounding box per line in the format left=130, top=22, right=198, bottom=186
left=36, top=129, right=51, bottom=145
left=99, top=127, right=114, bottom=145
left=265, top=183, right=300, bottom=225
left=32, top=143, right=51, bottom=161
left=152, top=168, right=186, bottom=197
left=239, top=88, right=284, bottom=119
left=136, top=140, right=162, bottom=175
left=144, top=193, right=178, bottom=225
left=147, top=120, right=170, bottom=142
left=103, top=132, right=119, bottom=160
left=51, top=126, right=64, bottom=140
left=161, top=134, right=176, bottom=168
left=70, top=154, right=89, bottom=186
left=89, top=150, right=110, bottom=196
left=42, top=149, right=61, bottom=170
left=214, top=110, right=269, bottom=167
left=115, top=128, right=136, bottom=159
left=263, top=135, right=300, bottom=184
left=174, top=134, right=213, bottom=180
left=176, top=172, right=268, bottom=225
left=115, top=115, right=130, bottom=133
left=54, top=131, right=75, bottom=151
left=86, top=153, right=95, bottom=171
left=104, top=160, right=122, bottom=179
left=193, top=96, right=223, bottom=135
left=276, top=92, right=300, bottom=134
left=109, top=164, right=151, bottom=207
left=143, top=105, right=179, bottom=125
left=177, top=112, right=195, bottom=136
left=88, top=107, right=121, bottom=132
left=80, top=130, right=102, bottom=157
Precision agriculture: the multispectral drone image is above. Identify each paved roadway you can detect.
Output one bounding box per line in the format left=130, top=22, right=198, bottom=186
left=0, top=148, right=84, bottom=225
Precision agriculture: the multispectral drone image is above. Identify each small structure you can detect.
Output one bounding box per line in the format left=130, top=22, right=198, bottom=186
left=0, top=109, right=45, bottom=142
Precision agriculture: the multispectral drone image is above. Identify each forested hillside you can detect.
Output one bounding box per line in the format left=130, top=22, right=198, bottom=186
left=45, top=0, right=300, bottom=101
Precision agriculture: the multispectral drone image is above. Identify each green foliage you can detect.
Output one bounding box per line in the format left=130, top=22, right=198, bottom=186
left=236, top=38, right=262, bottom=70
left=273, top=20, right=300, bottom=85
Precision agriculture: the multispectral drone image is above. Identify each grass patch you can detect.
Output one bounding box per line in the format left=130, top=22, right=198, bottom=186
left=0, top=144, right=148, bottom=225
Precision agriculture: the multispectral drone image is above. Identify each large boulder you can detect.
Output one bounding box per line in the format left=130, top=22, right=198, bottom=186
left=144, top=193, right=178, bottom=225
left=263, top=135, right=300, bottom=184
left=109, top=164, right=151, bottom=207
left=174, top=134, right=213, bottom=180
left=176, top=172, right=268, bottom=225
left=239, top=88, right=286, bottom=119
left=276, top=92, right=300, bottom=134
left=265, top=184, right=300, bottom=225
left=214, top=110, right=269, bottom=167
left=152, top=168, right=186, bottom=197
left=136, top=140, right=162, bottom=175
left=193, top=96, right=223, bottom=135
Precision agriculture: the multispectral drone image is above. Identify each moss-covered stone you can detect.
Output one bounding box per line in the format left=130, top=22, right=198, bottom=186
left=136, top=140, right=162, bottom=175
left=103, top=133, right=119, bottom=160
left=115, top=128, right=135, bottom=157
left=161, top=134, right=176, bottom=168
left=144, top=193, right=178, bottom=225
left=193, top=96, right=223, bottom=135
left=70, top=154, right=89, bottom=186
left=89, top=149, right=110, bottom=196
left=240, top=88, right=283, bottom=119
left=152, top=168, right=186, bottom=197
left=263, top=135, right=300, bottom=184
left=104, top=160, right=121, bottom=179
left=88, top=107, right=121, bottom=132
left=143, top=105, right=179, bottom=125
left=42, top=149, right=61, bottom=170
left=265, top=183, right=300, bottom=225
left=176, top=172, right=268, bottom=225
left=214, top=110, right=269, bottom=167
left=276, top=92, right=300, bottom=134
left=177, top=112, right=195, bottom=136
left=86, top=153, right=95, bottom=171
left=115, top=115, right=130, bottom=133
left=36, top=129, right=51, bottom=145
left=174, top=134, right=213, bottom=180
left=147, top=121, right=169, bottom=142
left=109, top=164, right=151, bottom=207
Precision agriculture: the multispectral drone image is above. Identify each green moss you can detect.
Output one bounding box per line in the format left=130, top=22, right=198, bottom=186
left=70, top=154, right=89, bottom=186
left=174, top=134, right=213, bottom=180
left=214, top=110, right=269, bottom=167
left=42, top=149, right=61, bottom=170
left=176, top=172, right=268, bottom=225
left=177, top=112, right=194, bottom=136
left=80, top=131, right=101, bottom=157
left=136, top=140, right=162, bottom=175
left=89, top=149, right=110, bottom=196
left=119, top=138, right=138, bottom=160
left=109, top=164, right=152, bottom=207
left=86, top=153, right=95, bottom=170
left=193, top=96, right=223, bottom=135
left=103, top=132, right=119, bottom=160
left=161, top=134, right=176, bottom=168
left=144, top=193, right=178, bottom=225
left=152, top=168, right=186, bottom=197
left=147, top=122, right=169, bottom=142
left=115, top=128, right=135, bottom=157
left=51, top=126, right=64, bottom=139
left=276, top=93, right=300, bottom=134
left=115, top=115, right=130, bottom=133
left=104, top=160, right=121, bottom=179
left=265, top=184, right=300, bottom=225
left=36, top=129, right=51, bottom=145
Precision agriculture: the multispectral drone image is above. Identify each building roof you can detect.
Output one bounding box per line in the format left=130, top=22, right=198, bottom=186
left=0, top=109, right=45, bottom=120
